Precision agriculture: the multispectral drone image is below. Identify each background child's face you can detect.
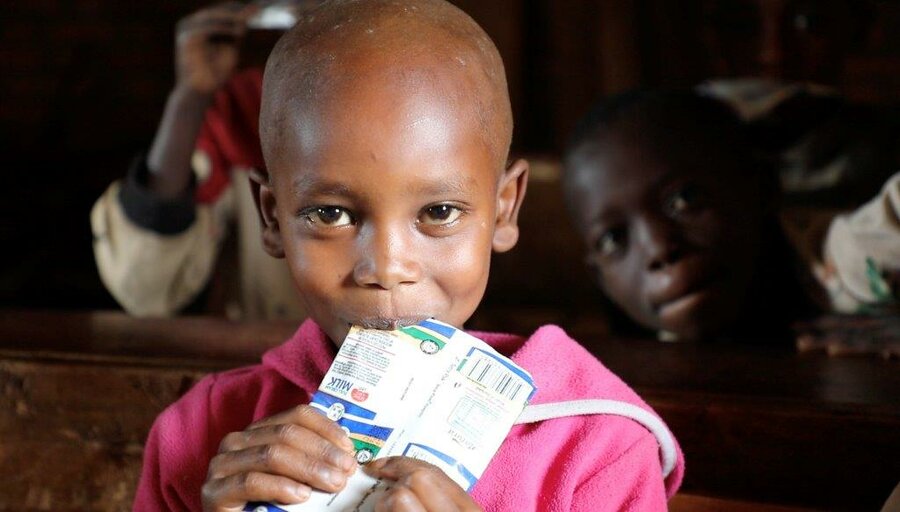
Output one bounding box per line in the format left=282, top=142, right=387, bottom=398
left=568, top=133, right=766, bottom=340
left=699, top=0, right=866, bottom=83
left=260, top=66, right=514, bottom=344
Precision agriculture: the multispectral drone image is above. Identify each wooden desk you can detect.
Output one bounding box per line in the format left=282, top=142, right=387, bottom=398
left=0, top=310, right=294, bottom=512
left=0, top=310, right=898, bottom=511
left=577, top=335, right=900, bottom=511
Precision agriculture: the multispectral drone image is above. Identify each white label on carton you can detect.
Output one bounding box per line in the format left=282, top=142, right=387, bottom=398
left=245, top=319, right=535, bottom=512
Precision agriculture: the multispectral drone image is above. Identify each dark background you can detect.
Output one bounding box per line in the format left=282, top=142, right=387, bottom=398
left=3, top=0, right=900, bottom=313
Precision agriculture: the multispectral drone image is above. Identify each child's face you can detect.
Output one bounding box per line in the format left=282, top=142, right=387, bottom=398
left=259, top=67, right=524, bottom=345
left=700, top=0, right=864, bottom=83
left=568, top=134, right=765, bottom=340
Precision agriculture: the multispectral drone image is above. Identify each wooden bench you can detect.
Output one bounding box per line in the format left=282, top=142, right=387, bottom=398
left=1, top=309, right=898, bottom=511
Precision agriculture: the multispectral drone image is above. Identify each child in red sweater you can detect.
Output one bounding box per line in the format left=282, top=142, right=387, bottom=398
left=134, top=1, right=684, bottom=511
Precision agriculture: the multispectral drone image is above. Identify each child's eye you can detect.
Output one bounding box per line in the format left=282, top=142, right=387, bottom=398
left=595, top=227, right=626, bottom=258
left=302, top=206, right=354, bottom=227
left=418, top=204, right=463, bottom=226
left=667, top=185, right=703, bottom=215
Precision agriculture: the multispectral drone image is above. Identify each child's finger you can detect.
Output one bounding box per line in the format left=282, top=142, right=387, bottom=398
left=202, top=470, right=311, bottom=510
left=249, top=405, right=355, bottom=451
left=180, top=5, right=244, bottom=27
left=366, top=457, right=473, bottom=511
left=218, top=423, right=356, bottom=473
left=237, top=2, right=262, bottom=22
left=374, top=486, right=428, bottom=512
left=191, top=1, right=247, bottom=19
left=208, top=443, right=350, bottom=493
left=179, top=1, right=260, bottom=32
left=176, top=6, right=252, bottom=40
left=364, top=456, right=442, bottom=481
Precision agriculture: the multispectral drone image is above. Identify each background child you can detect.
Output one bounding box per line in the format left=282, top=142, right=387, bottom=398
left=134, top=1, right=684, bottom=511
left=91, top=2, right=316, bottom=320
left=562, top=89, right=899, bottom=344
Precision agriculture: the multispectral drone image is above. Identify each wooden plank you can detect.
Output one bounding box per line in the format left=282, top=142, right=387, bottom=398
left=0, top=309, right=292, bottom=368
left=0, top=358, right=207, bottom=511
left=648, top=392, right=900, bottom=511
left=582, top=336, right=900, bottom=509
left=579, top=335, right=900, bottom=409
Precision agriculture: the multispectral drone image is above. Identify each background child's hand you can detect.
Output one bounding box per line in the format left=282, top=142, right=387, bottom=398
left=201, top=405, right=357, bottom=512
left=364, top=457, right=483, bottom=512
left=174, top=2, right=258, bottom=95
left=795, top=314, right=900, bottom=359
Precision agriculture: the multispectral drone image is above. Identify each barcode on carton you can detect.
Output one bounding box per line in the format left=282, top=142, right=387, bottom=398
left=459, top=349, right=530, bottom=401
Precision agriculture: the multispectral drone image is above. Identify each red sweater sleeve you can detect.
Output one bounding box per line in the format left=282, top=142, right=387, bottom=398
left=193, top=68, right=265, bottom=206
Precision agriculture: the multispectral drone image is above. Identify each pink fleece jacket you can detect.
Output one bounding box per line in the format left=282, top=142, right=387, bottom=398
left=134, top=320, right=684, bottom=511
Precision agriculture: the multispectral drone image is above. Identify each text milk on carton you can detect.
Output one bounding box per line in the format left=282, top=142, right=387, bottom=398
left=245, top=318, right=536, bottom=512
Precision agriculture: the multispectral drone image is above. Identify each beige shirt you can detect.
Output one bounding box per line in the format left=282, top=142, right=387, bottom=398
left=91, top=164, right=306, bottom=321
left=818, top=172, right=900, bottom=312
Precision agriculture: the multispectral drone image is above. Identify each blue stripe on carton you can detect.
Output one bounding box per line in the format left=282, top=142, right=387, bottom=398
left=243, top=502, right=288, bottom=512
left=311, top=390, right=377, bottom=420
left=402, top=443, right=478, bottom=491
left=338, top=416, right=394, bottom=441
left=418, top=319, right=457, bottom=338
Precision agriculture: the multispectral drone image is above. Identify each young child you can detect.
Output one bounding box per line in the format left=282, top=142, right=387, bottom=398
left=562, top=90, right=899, bottom=344
left=91, top=2, right=313, bottom=320
left=134, top=1, right=684, bottom=511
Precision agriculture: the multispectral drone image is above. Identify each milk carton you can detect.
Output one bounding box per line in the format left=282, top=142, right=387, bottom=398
left=246, top=318, right=535, bottom=512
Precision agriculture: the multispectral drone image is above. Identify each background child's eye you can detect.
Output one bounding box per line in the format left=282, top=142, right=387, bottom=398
left=595, top=227, right=626, bottom=258
left=667, top=185, right=704, bottom=215
left=419, top=204, right=462, bottom=225
left=305, top=206, right=354, bottom=226
left=791, top=5, right=825, bottom=35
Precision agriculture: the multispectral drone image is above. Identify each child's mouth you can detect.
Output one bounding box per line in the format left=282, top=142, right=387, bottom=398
left=347, top=315, right=431, bottom=330
left=647, top=256, right=722, bottom=314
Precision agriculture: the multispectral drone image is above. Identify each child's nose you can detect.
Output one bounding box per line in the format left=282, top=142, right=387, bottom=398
left=352, top=224, right=423, bottom=289
left=638, top=215, right=683, bottom=272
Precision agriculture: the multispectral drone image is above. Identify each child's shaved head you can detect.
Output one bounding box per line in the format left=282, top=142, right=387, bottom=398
left=251, top=0, right=528, bottom=345
left=259, top=0, right=513, bottom=177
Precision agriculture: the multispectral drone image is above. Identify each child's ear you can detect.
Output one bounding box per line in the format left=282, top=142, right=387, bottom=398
left=492, top=158, right=529, bottom=253
left=248, top=169, right=285, bottom=259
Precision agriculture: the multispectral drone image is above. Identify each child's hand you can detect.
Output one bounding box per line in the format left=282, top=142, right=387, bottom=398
left=201, top=405, right=357, bottom=512
left=795, top=314, right=900, bottom=359
left=364, top=457, right=483, bottom=512
left=174, top=2, right=258, bottom=95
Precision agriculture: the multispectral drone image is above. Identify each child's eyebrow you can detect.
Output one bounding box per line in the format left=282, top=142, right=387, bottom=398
left=289, top=173, right=474, bottom=200
left=407, top=176, right=474, bottom=197
left=290, top=175, right=355, bottom=199
left=586, top=209, right=615, bottom=229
